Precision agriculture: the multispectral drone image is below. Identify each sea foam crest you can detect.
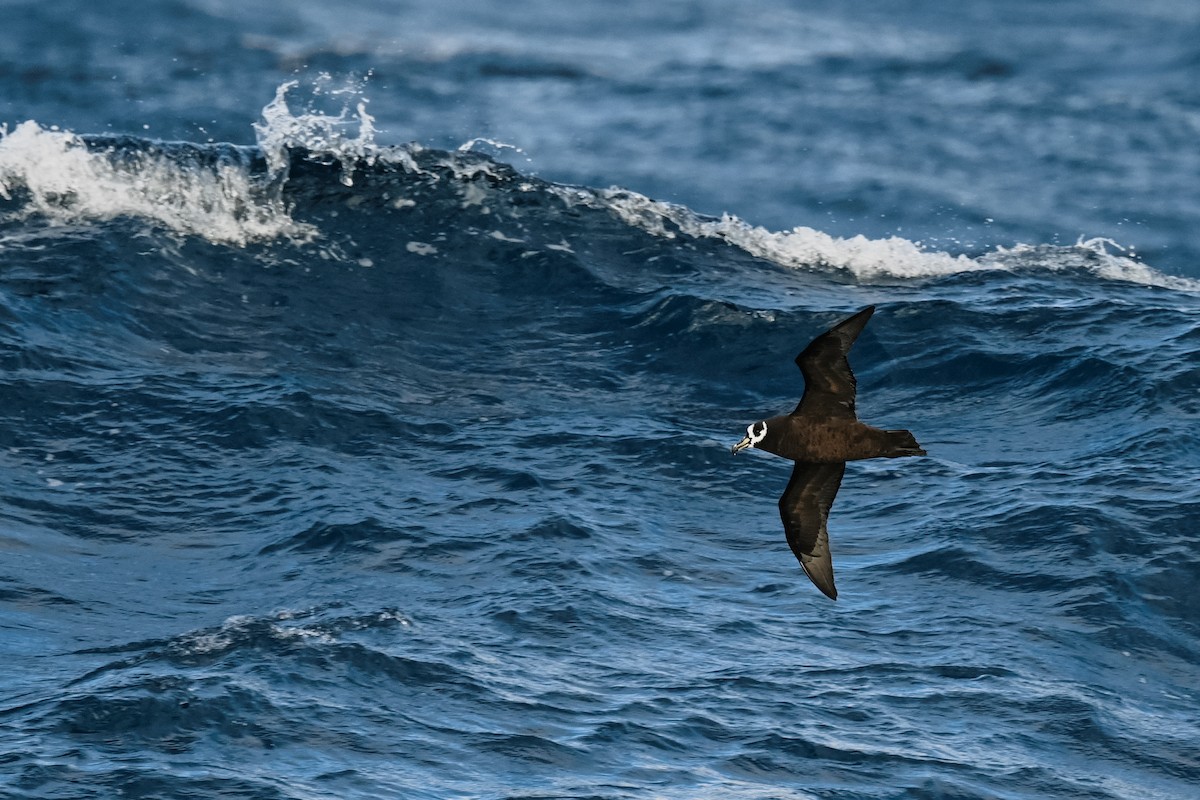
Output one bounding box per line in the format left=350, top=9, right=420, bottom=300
left=0, top=121, right=313, bottom=246
left=574, top=186, right=1200, bottom=291
left=577, top=186, right=982, bottom=279
left=985, top=238, right=1200, bottom=293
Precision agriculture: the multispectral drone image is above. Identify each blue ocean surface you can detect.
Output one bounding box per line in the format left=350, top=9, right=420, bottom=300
left=1, top=2, right=1198, bottom=799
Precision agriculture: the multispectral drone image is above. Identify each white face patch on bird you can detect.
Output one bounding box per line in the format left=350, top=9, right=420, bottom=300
left=731, top=420, right=767, bottom=454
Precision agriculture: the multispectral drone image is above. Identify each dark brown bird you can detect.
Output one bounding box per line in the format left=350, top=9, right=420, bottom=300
left=731, top=306, right=925, bottom=600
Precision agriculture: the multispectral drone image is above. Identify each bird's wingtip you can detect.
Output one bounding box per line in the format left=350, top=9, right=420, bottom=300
left=802, top=563, right=839, bottom=601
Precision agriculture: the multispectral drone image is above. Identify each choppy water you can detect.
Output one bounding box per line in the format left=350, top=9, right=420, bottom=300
left=1, top=2, right=1198, bottom=799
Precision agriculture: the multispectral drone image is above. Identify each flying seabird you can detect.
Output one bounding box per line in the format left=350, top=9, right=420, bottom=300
left=731, top=306, right=925, bottom=600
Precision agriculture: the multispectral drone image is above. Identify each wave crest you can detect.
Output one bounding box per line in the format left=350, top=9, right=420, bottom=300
left=2, top=79, right=1195, bottom=293
left=0, top=121, right=314, bottom=246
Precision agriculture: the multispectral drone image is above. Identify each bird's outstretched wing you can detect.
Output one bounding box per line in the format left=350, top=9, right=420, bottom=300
left=792, top=306, right=874, bottom=420
left=779, top=462, right=846, bottom=600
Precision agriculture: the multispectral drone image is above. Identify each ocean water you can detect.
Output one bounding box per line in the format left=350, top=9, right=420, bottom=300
left=1, top=2, right=1198, bottom=799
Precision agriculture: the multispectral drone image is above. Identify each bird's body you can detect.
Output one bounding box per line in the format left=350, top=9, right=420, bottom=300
left=731, top=305, right=925, bottom=600
left=751, top=415, right=918, bottom=464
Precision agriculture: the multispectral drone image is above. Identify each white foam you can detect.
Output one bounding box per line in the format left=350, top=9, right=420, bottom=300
left=563, top=185, right=1200, bottom=291
left=253, top=77, right=390, bottom=182
left=983, top=238, right=1200, bottom=293
left=406, top=241, right=438, bottom=255
left=0, top=77, right=395, bottom=247
left=568, top=186, right=980, bottom=279
left=0, top=121, right=314, bottom=246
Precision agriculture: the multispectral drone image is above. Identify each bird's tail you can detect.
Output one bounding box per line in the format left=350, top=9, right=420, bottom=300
left=883, top=429, right=927, bottom=457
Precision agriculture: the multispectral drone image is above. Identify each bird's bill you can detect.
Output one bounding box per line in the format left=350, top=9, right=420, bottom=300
left=731, top=435, right=753, bottom=454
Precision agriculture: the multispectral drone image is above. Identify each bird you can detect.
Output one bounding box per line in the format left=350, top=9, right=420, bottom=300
left=731, top=305, right=925, bottom=600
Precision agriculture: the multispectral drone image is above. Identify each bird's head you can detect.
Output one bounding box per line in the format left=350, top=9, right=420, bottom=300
left=731, top=420, right=768, bottom=454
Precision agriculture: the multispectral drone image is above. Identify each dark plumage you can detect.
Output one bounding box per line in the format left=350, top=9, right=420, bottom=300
left=731, top=306, right=925, bottom=600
